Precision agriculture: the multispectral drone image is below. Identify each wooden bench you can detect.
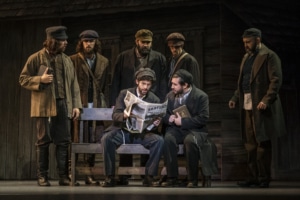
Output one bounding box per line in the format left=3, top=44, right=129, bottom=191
left=70, top=108, right=220, bottom=186
left=70, top=108, right=182, bottom=186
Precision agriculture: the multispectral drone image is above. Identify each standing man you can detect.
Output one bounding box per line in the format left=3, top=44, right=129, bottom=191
left=229, top=28, right=286, bottom=188
left=157, top=69, right=213, bottom=188
left=19, top=26, right=82, bottom=186
left=101, top=67, right=164, bottom=187
left=110, top=29, right=168, bottom=184
left=70, top=30, right=109, bottom=185
left=166, top=32, right=201, bottom=89
left=110, top=29, right=168, bottom=105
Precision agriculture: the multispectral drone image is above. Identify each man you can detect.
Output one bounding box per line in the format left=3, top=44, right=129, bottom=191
left=19, top=26, right=82, bottom=186
left=70, top=30, right=109, bottom=185
left=229, top=28, right=286, bottom=188
left=158, top=69, right=212, bottom=188
left=110, top=29, right=168, bottom=104
left=101, top=67, right=164, bottom=187
left=166, top=32, right=201, bottom=89
left=110, top=29, right=168, bottom=184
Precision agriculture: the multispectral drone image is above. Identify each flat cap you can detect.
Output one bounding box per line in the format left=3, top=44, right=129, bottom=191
left=135, top=67, right=156, bottom=81
left=173, top=69, right=193, bottom=85
left=46, top=26, right=68, bottom=40
left=166, top=32, right=185, bottom=41
left=166, top=32, right=185, bottom=46
left=135, top=29, right=153, bottom=41
left=242, top=28, right=261, bottom=38
left=79, top=30, right=99, bottom=40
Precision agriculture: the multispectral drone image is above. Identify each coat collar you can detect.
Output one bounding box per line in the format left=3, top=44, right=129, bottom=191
left=240, top=43, right=269, bottom=82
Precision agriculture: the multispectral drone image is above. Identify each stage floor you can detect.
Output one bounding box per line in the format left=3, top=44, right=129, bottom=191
left=1, top=180, right=300, bottom=200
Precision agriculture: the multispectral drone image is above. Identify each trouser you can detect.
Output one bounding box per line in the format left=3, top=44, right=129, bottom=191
left=101, top=129, right=164, bottom=176
left=244, top=110, right=272, bottom=183
left=35, top=99, right=71, bottom=179
left=163, top=127, right=207, bottom=181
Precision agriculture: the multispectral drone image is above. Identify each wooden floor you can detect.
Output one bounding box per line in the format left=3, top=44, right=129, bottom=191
left=1, top=180, right=300, bottom=200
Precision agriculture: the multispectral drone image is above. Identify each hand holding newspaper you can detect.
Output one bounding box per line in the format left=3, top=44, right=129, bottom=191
left=124, top=91, right=168, bottom=133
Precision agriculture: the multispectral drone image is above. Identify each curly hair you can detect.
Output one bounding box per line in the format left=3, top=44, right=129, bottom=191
left=43, top=38, right=61, bottom=54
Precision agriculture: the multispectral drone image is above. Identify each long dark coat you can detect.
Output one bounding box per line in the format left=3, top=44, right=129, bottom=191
left=230, top=43, right=286, bottom=142
left=110, top=47, right=167, bottom=105
left=163, top=85, right=209, bottom=133
left=167, top=50, right=202, bottom=89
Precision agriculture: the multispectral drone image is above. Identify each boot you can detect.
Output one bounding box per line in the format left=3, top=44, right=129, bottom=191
left=202, top=176, right=211, bottom=187
left=56, top=145, right=71, bottom=186
left=85, top=154, right=99, bottom=185
left=36, top=145, right=51, bottom=186
left=85, top=175, right=100, bottom=185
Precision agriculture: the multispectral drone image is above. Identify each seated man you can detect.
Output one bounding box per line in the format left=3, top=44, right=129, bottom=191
left=101, top=67, right=164, bottom=187
left=158, top=69, right=214, bottom=188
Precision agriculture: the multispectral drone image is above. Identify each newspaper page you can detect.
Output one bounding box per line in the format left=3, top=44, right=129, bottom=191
left=124, top=91, right=168, bottom=133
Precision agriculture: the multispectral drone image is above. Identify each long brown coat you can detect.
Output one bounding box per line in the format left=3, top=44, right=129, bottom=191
left=230, top=44, right=286, bottom=142
left=19, top=48, right=82, bottom=118
left=70, top=52, right=109, bottom=108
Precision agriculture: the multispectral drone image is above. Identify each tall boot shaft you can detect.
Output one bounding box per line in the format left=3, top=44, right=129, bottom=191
left=36, top=145, right=49, bottom=178
left=56, top=145, right=69, bottom=177
left=36, top=145, right=51, bottom=186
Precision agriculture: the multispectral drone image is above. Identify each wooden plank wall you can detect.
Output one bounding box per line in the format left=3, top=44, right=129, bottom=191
left=1, top=2, right=299, bottom=180
left=0, top=19, right=61, bottom=180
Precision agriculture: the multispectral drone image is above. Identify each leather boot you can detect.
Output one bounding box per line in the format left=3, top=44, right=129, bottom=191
left=36, top=145, right=51, bottom=186
left=85, top=175, right=100, bottom=185
left=56, top=145, right=71, bottom=186
left=202, top=175, right=211, bottom=187
left=85, top=154, right=99, bottom=185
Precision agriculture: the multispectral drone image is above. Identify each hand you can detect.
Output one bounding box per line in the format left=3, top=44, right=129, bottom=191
left=228, top=100, right=236, bottom=109
left=257, top=102, right=267, bottom=110
left=174, top=112, right=182, bottom=126
left=169, top=114, right=176, bottom=123
left=153, top=117, right=161, bottom=127
left=40, top=68, right=54, bottom=84
left=72, top=108, right=80, bottom=120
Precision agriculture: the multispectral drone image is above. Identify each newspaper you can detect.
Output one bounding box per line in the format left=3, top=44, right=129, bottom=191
left=124, top=91, right=168, bottom=133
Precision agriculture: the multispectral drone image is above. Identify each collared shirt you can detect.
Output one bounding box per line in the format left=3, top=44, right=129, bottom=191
left=174, top=86, right=192, bottom=108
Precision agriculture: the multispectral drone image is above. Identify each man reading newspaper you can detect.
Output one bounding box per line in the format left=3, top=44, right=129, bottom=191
left=101, top=67, right=165, bottom=187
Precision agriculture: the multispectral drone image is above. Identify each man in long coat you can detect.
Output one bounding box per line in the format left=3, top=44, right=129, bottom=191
left=70, top=30, right=109, bottom=185
left=229, top=28, right=286, bottom=188
left=166, top=32, right=202, bottom=89
left=19, top=26, right=82, bottom=186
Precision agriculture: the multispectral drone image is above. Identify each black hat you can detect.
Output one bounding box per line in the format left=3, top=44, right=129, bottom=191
left=45, top=26, right=68, bottom=40
left=135, top=29, right=153, bottom=41
left=173, top=69, right=193, bottom=85
left=79, top=30, right=99, bottom=40
left=135, top=67, right=156, bottom=81
left=242, top=28, right=262, bottom=38
left=166, top=32, right=185, bottom=46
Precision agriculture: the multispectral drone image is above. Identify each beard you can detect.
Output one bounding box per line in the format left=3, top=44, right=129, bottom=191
left=84, top=46, right=94, bottom=55
left=245, top=42, right=258, bottom=55
left=137, top=45, right=151, bottom=56
left=173, top=87, right=184, bottom=95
